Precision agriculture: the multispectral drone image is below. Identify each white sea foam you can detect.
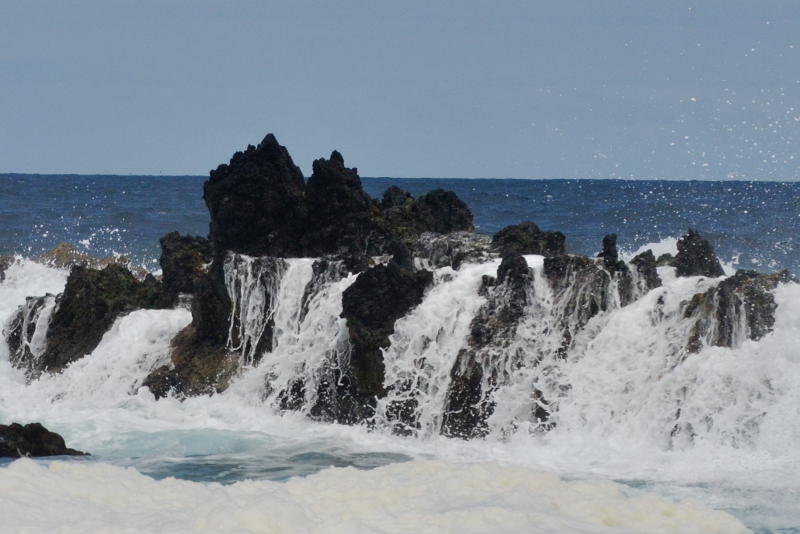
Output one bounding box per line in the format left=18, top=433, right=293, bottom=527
left=0, top=458, right=751, bottom=534
left=1, top=257, right=799, bottom=531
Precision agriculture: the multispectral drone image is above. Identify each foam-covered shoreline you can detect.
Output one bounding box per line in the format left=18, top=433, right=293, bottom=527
left=0, top=458, right=751, bottom=534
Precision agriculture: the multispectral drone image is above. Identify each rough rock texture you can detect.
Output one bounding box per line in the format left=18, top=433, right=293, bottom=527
left=143, top=260, right=234, bottom=399
left=0, top=423, right=87, bottom=457
left=491, top=221, right=565, bottom=257
left=159, top=232, right=213, bottom=303
left=412, top=231, right=492, bottom=269
left=411, top=189, right=474, bottom=235
left=630, top=250, right=662, bottom=291
left=142, top=325, right=239, bottom=399
left=334, top=258, right=433, bottom=423
left=204, top=134, right=307, bottom=257
left=35, top=264, right=162, bottom=374
left=656, top=253, right=674, bottom=267
left=4, top=295, right=56, bottom=375
left=302, top=151, right=381, bottom=256
left=674, top=230, right=725, bottom=278
left=442, top=254, right=534, bottom=439
left=683, top=269, right=793, bottom=352
left=597, top=234, right=626, bottom=273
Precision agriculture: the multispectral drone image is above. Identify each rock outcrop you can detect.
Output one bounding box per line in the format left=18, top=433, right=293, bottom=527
left=158, top=232, right=213, bottom=303
left=0, top=423, right=87, bottom=457
left=673, top=230, right=725, bottom=278
left=443, top=253, right=534, bottom=438
left=204, top=134, right=307, bottom=257
left=683, top=269, right=793, bottom=352
left=32, top=264, right=162, bottom=374
left=333, top=256, right=433, bottom=423
left=491, top=221, right=565, bottom=257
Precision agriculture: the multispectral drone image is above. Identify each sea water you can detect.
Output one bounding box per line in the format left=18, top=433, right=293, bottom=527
left=1, top=175, right=799, bottom=533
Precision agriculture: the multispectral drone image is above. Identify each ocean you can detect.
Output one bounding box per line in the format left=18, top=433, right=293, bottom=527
left=1, top=174, right=799, bottom=533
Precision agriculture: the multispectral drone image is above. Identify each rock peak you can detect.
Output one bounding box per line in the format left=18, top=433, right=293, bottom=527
left=329, top=150, right=344, bottom=166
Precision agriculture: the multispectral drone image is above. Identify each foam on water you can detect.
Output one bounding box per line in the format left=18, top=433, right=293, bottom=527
left=0, top=458, right=751, bottom=534
left=2, top=250, right=800, bottom=532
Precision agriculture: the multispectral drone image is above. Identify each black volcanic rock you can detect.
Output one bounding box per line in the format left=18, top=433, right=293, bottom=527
left=683, top=269, right=793, bottom=352
left=204, top=133, right=306, bottom=256
left=442, top=253, right=534, bottom=439
left=0, top=423, right=87, bottom=457
left=492, top=221, right=565, bottom=257
left=598, top=234, right=626, bottom=273
left=674, top=230, right=725, bottom=278
left=159, top=232, right=213, bottom=303
left=334, top=259, right=433, bottom=422
left=381, top=185, right=413, bottom=209
left=302, top=151, right=382, bottom=256
left=411, top=189, right=474, bottom=234
left=34, top=264, right=162, bottom=374
left=630, top=249, right=662, bottom=292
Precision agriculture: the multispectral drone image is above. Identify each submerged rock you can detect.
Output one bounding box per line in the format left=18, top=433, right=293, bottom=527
left=683, top=269, right=793, bottom=352
left=0, top=422, right=87, bottom=457
left=673, top=230, right=725, bottom=278
left=491, top=221, right=565, bottom=257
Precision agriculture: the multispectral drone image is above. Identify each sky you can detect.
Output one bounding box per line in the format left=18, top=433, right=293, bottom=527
left=1, top=1, right=799, bottom=180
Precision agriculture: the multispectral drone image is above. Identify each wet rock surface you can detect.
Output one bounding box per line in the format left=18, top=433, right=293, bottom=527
left=159, top=232, right=213, bottom=304
left=683, top=269, right=793, bottom=352
left=443, top=253, right=534, bottom=438
left=335, top=257, right=433, bottom=422
left=0, top=423, right=87, bottom=457
left=35, top=264, right=163, bottom=374
left=673, top=229, right=725, bottom=278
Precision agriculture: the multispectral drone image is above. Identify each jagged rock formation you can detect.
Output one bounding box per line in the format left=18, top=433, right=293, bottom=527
left=159, top=232, right=213, bottom=304
left=36, top=243, right=148, bottom=279
left=4, top=295, right=57, bottom=374
left=204, top=134, right=307, bottom=257
left=683, top=269, right=793, bottom=352
left=443, top=253, right=534, bottom=438
left=492, top=221, right=565, bottom=257
left=333, top=256, right=433, bottom=422
left=30, top=265, right=162, bottom=374
left=673, top=229, right=725, bottom=278
left=412, top=232, right=492, bottom=269
left=0, top=423, right=87, bottom=457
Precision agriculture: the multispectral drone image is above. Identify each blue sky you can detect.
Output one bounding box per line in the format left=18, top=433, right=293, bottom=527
left=1, top=1, right=798, bottom=179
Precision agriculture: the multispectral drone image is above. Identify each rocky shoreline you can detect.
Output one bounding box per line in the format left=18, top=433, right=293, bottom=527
left=0, top=423, right=87, bottom=458
left=3, top=133, right=795, bottom=438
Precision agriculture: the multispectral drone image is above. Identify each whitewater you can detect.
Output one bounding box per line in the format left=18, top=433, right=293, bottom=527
left=1, top=232, right=799, bottom=533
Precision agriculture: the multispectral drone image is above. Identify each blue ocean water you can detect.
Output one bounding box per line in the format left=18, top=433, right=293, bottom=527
left=1, top=174, right=798, bottom=275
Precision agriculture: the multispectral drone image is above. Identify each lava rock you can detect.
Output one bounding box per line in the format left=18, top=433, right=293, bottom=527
left=629, top=249, right=662, bottom=293
left=683, top=269, right=793, bottom=352
left=159, top=232, right=213, bottom=304
left=335, top=259, right=433, bottom=422
left=598, top=234, right=626, bottom=273
left=381, top=186, right=413, bottom=209
left=673, top=230, right=725, bottom=278
left=0, top=423, right=87, bottom=457
left=38, top=264, right=163, bottom=373
left=302, top=151, right=382, bottom=256
left=411, top=189, right=474, bottom=234
left=491, top=221, right=565, bottom=257
left=412, top=231, right=493, bottom=269
left=442, top=253, right=533, bottom=439
left=204, top=133, right=307, bottom=256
